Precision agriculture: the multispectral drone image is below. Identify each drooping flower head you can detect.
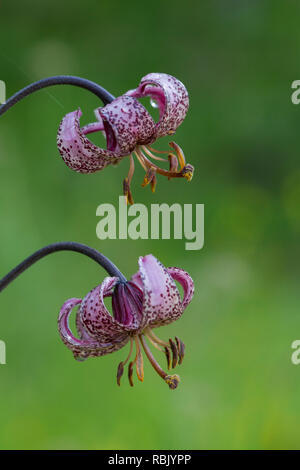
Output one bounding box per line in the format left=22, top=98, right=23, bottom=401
left=57, top=73, right=194, bottom=204
left=58, top=254, right=194, bottom=389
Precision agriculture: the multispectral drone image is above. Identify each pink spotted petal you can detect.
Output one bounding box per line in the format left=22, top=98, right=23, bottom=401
left=127, top=73, right=189, bottom=138
left=138, top=254, right=183, bottom=328
left=58, top=298, right=128, bottom=360
left=167, top=267, right=194, bottom=309
left=80, top=277, right=138, bottom=342
left=98, top=95, right=156, bottom=152
left=57, top=109, right=121, bottom=173
left=130, top=271, right=143, bottom=290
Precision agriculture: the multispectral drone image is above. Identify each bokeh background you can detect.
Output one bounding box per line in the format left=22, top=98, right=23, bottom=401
left=0, top=0, right=299, bottom=450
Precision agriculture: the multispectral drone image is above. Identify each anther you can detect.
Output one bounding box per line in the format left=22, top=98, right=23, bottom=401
left=175, top=337, right=185, bottom=365
left=117, top=362, right=124, bottom=386
left=141, top=168, right=156, bottom=189
left=128, top=361, right=134, bottom=387
left=169, top=338, right=178, bottom=368
left=123, top=177, right=134, bottom=205
left=180, top=164, right=194, bottom=182
left=169, top=141, right=186, bottom=169
left=168, top=154, right=179, bottom=178
left=164, top=347, right=171, bottom=370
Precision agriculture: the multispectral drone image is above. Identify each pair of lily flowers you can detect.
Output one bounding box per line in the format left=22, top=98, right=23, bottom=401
left=0, top=73, right=195, bottom=389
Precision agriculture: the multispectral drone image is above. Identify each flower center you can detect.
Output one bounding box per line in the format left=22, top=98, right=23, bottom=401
left=116, top=328, right=185, bottom=390
left=123, top=142, right=194, bottom=205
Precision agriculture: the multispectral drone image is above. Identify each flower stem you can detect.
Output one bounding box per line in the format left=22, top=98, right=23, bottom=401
left=0, top=242, right=126, bottom=292
left=0, top=75, right=115, bottom=117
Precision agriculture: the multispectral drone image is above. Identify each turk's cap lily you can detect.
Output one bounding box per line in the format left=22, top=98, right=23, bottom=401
left=57, top=73, right=193, bottom=203
left=58, top=254, right=194, bottom=389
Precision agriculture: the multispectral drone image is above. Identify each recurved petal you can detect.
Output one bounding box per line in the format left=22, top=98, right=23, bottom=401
left=167, top=267, right=194, bottom=309
left=57, top=108, right=122, bottom=174
left=138, top=254, right=182, bottom=328
left=58, top=297, right=128, bottom=360
left=130, top=271, right=144, bottom=290
left=98, top=95, right=156, bottom=152
left=80, top=277, right=136, bottom=343
left=128, top=73, right=189, bottom=138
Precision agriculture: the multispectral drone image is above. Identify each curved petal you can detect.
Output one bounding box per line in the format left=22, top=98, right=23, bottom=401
left=98, top=95, right=156, bottom=152
left=80, top=277, right=137, bottom=342
left=127, top=73, right=189, bottom=138
left=57, top=108, right=122, bottom=174
left=167, top=267, right=194, bottom=309
left=76, top=307, right=94, bottom=342
left=130, top=271, right=144, bottom=290
left=138, top=254, right=183, bottom=328
left=58, top=297, right=128, bottom=360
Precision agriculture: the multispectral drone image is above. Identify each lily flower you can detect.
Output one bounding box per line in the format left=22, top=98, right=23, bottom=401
left=58, top=253, right=194, bottom=389
left=57, top=73, right=194, bottom=204
left=0, top=242, right=194, bottom=389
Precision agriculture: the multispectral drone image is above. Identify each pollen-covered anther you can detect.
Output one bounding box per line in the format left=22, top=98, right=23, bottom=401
left=164, top=374, right=180, bottom=390
left=141, top=168, right=157, bottom=192
left=180, top=164, right=194, bottom=182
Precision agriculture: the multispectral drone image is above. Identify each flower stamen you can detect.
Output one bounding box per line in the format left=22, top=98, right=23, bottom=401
left=164, top=347, right=172, bottom=370
left=168, top=154, right=179, bottom=178
left=134, top=336, right=144, bottom=382
left=169, top=141, right=186, bottom=170
left=141, top=168, right=157, bottom=193
left=146, top=146, right=171, bottom=155
left=175, top=336, right=185, bottom=365
left=136, top=147, right=194, bottom=181
left=169, top=338, right=179, bottom=369
left=128, top=361, right=134, bottom=387
left=139, top=334, right=180, bottom=390
left=134, top=150, right=147, bottom=171
left=123, top=155, right=135, bottom=205
left=142, top=146, right=168, bottom=162
left=144, top=332, right=163, bottom=352
left=145, top=328, right=169, bottom=348
left=116, top=337, right=134, bottom=386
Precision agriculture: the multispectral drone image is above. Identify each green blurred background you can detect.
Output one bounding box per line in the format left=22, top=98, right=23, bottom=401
left=0, top=0, right=299, bottom=450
